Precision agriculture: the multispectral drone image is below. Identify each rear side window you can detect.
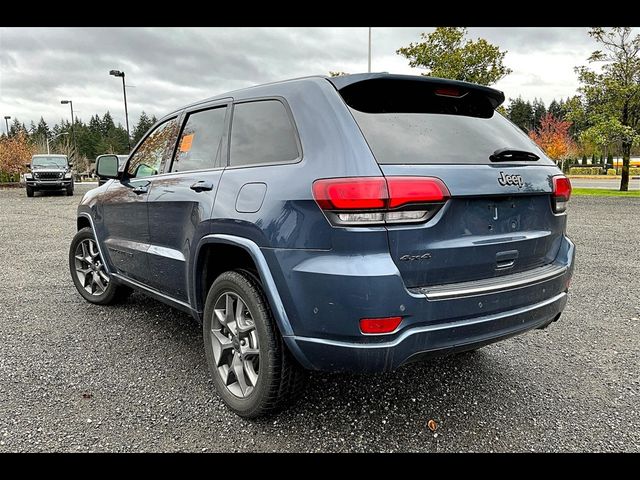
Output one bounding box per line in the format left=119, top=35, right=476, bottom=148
left=172, top=106, right=228, bottom=172
left=230, top=100, right=299, bottom=167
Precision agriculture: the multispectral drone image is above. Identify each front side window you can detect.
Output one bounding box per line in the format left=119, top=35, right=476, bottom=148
left=230, top=100, right=299, bottom=167
left=127, top=118, right=179, bottom=178
left=171, top=106, right=228, bottom=172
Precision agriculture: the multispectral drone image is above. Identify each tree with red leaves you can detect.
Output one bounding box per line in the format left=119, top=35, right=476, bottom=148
left=529, top=113, right=577, bottom=169
left=0, top=131, right=35, bottom=180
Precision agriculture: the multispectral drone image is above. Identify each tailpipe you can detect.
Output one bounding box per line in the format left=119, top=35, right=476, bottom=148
left=537, top=312, right=562, bottom=330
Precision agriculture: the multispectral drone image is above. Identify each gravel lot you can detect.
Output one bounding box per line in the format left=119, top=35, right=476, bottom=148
left=1, top=184, right=638, bottom=452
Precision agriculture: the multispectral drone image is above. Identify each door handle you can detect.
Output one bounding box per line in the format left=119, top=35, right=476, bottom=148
left=132, top=185, right=148, bottom=195
left=190, top=180, right=214, bottom=192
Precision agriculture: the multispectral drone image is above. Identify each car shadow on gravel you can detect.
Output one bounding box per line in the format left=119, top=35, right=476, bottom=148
left=119, top=292, right=518, bottom=439
left=33, top=191, right=68, bottom=197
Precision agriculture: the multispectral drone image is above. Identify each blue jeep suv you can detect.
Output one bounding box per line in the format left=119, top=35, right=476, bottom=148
left=69, top=73, right=575, bottom=417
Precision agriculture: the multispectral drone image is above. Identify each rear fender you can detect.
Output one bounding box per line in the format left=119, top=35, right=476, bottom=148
left=193, top=234, right=314, bottom=368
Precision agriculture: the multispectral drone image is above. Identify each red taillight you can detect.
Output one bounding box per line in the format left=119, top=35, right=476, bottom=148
left=386, top=177, right=450, bottom=208
left=434, top=87, right=464, bottom=98
left=553, top=176, right=572, bottom=200
left=359, top=316, right=402, bottom=334
left=312, top=177, right=387, bottom=210
left=312, top=176, right=450, bottom=226
left=552, top=175, right=572, bottom=213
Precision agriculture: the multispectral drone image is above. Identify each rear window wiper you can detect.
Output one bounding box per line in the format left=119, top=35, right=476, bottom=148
left=490, top=148, right=540, bottom=162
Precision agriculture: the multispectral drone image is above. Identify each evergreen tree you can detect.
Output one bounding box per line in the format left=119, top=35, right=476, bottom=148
left=548, top=99, right=563, bottom=120
left=89, top=115, right=102, bottom=135
left=9, top=118, right=24, bottom=136
left=109, top=123, right=130, bottom=153
left=51, top=120, right=63, bottom=136
left=132, top=111, right=155, bottom=145
left=101, top=112, right=115, bottom=137
left=507, top=97, right=534, bottom=132
left=6, top=110, right=160, bottom=167
left=532, top=98, right=547, bottom=129
left=36, top=117, right=50, bottom=138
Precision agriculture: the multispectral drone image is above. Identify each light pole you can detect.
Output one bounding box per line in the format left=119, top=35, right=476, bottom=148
left=60, top=100, right=77, bottom=161
left=45, top=132, right=69, bottom=155
left=4, top=116, right=10, bottom=136
left=368, top=27, right=372, bottom=73
left=109, top=69, right=131, bottom=151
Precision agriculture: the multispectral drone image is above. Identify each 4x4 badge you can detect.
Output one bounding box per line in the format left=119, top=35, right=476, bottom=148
left=498, top=171, right=524, bottom=188
left=399, top=253, right=432, bottom=261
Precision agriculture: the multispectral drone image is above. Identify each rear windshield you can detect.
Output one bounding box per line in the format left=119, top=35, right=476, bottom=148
left=350, top=109, right=551, bottom=165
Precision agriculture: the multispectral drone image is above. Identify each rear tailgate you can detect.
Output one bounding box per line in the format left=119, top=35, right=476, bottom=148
left=330, top=74, right=567, bottom=288
left=379, top=163, right=563, bottom=287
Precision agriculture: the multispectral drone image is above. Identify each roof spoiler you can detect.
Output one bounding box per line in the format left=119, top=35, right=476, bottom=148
left=328, top=73, right=505, bottom=111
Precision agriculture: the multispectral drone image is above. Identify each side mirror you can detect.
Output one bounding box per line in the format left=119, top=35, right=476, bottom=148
left=96, top=154, right=119, bottom=179
left=68, top=162, right=73, bottom=168
left=25, top=163, right=31, bottom=169
left=134, top=164, right=157, bottom=178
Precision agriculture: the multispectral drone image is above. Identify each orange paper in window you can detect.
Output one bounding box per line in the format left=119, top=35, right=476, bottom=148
left=180, top=134, right=194, bottom=152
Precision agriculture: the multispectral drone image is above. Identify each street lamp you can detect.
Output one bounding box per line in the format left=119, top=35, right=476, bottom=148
left=4, top=116, right=10, bottom=136
left=45, top=132, right=69, bottom=155
left=109, top=69, right=131, bottom=151
left=368, top=27, right=372, bottom=73
left=60, top=100, right=77, bottom=161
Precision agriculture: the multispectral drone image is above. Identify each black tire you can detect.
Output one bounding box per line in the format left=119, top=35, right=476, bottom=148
left=69, top=227, right=132, bottom=305
left=66, top=185, right=74, bottom=196
left=26, top=186, right=34, bottom=197
left=203, top=270, right=305, bottom=418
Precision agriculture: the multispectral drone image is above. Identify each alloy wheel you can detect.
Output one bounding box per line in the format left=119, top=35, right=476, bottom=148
left=74, top=238, right=109, bottom=295
left=210, top=292, right=260, bottom=398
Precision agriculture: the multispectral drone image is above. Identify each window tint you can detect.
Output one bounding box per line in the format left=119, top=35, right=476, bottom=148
left=127, top=118, right=179, bottom=178
left=172, top=106, right=228, bottom=172
left=230, top=100, right=299, bottom=167
left=350, top=109, right=552, bottom=165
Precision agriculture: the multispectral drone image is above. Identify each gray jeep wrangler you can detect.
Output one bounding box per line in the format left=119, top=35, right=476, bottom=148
left=25, top=154, right=74, bottom=197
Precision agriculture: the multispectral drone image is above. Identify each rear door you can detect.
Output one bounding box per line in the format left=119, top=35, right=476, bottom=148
left=145, top=101, right=231, bottom=301
left=334, top=76, right=566, bottom=288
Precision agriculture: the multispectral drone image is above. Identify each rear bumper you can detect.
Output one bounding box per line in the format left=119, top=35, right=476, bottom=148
left=287, top=291, right=566, bottom=372
left=273, top=236, right=575, bottom=372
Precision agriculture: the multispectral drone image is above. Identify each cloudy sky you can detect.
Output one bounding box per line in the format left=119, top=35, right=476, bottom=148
left=0, top=27, right=618, bottom=132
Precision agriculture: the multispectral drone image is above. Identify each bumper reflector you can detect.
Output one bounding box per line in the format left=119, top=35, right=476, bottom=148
left=359, top=316, right=402, bottom=334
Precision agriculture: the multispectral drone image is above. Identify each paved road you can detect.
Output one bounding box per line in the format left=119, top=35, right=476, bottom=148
left=571, top=177, right=640, bottom=190
left=0, top=185, right=638, bottom=452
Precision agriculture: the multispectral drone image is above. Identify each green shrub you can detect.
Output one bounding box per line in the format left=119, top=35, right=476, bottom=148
left=607, top=169, right=618, bottom=176
left=0, top=171, right=22, bottom=183
left=615, top=167, right=640, bottom=175
left=569, top=167, right=603, bottom=175
left=1, top=171, right=13, bottom=182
